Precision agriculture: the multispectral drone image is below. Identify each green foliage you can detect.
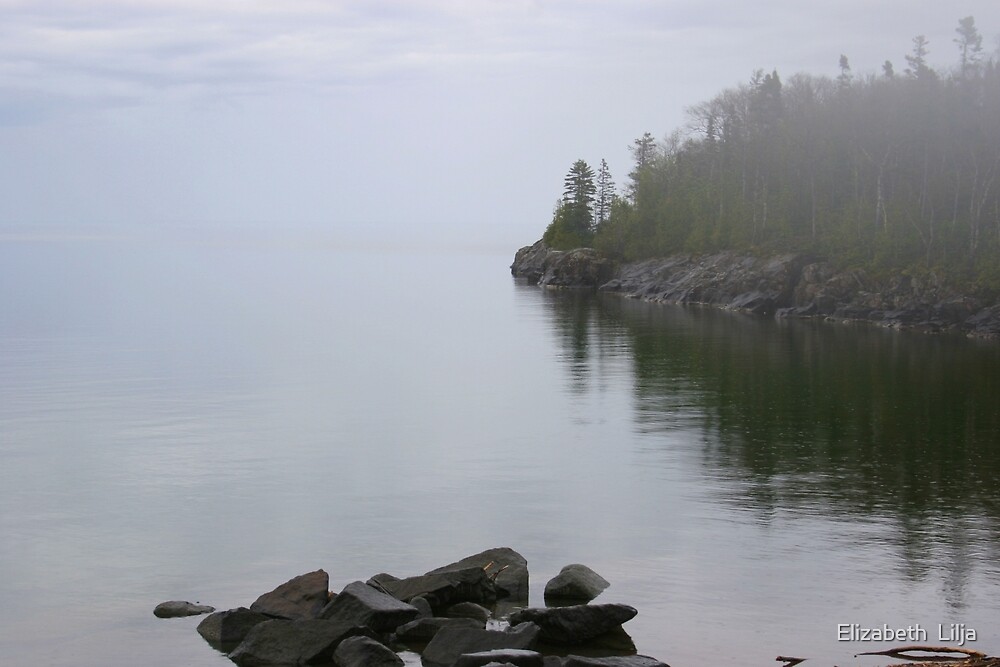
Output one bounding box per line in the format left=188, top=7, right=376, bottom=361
left=541, top=16, right=1000, bottom=293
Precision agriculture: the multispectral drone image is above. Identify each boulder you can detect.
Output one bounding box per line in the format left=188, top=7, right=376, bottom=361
left=410, top=595, right=433, bottom=618
left=366, top=572, right=400, bottom=592
left=153, top=600, right=215, bottom=618
left=422, top=622, right=541, bottom=667
left=228, top=618, right=373, bottom=666
left=394, top=617, right=484, bottom=643
left=332, top=635, right=403, bottom=667
left=511, top=240, right=555, bottom=284
left=446, top=601, right=492, bottom=624
left=507, top=604, right=637, bottom=645
left=249, top=569, right=329, bottom=620
left=427, top=547, right=529, bottom=601
left=320, top=581, right=419, bottom=632
left=382, top=566, right=497, bottom=611
left=561, top=656, right=669, bottom=667
left=196, top=607, right=269, bottom=648
left=455, top=649, right=545, bottom=667
left=543, top=564, right=609, bottom=603
left=539, top=249, right=613, bottom=289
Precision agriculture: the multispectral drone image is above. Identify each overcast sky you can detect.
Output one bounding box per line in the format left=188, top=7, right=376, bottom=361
left=1, top=0, right=998, bottom=250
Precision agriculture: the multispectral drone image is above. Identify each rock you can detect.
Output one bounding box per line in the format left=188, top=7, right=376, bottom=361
left=445, top=601, right=492, bottom=624
left=366, top=572, right=400, bottom=592
left=332, top=635, right=403, bottom=667
left=410, top=595, right=433, bottom=618
left=561, top=656, right=670, bottom=667
left=454, top=649, right=544, bottom=667
left=511, top=240, right=556, bottom=284
left=153, top=600, right=215, bottom=618
left=394, top=617, right=484, bottom=643
left=539, top=248, right=613, bottom=289
left=320, top=581, right=419, bottom=632
left=196, top=607, right=269, bottom=648
left=228, top=618, right=373, bottom=666
left=427, top=547, right=530, bottom=601
left=382, top=566, right=497, bottom=611
left=249, top=569, right=329, bottom=620
left=507, top=604, right=637, bottom=645
left=422, top=622, right=541, bottom=667
left=543, top=564, right=610, bottom=603
left=967, top=304, right=1000, bottom=339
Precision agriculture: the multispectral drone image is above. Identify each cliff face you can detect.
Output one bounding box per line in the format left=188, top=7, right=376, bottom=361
left=511, top=241, right=1000, bottom=340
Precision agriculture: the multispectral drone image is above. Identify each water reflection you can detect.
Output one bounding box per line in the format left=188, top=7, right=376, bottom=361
left=538, top=288, right=1000, bottom=608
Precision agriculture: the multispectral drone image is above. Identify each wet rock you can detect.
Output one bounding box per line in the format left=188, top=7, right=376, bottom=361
left=422, top=622, right=541, bottom=667
left=393, top=617, right=484, bottom=643
left=332, top=635, right=403, bottom=667
left=382, top=566, right=497, bottom=611
left=507, top=604, right=637, bottom=645
left=320, top=580, right=419, bottom=633
left=249, top=569, right=330, bottom=620
left=427, top=547, right=529, bottom=602
left=153, top=601, right=215, bottom=618
left=196, top=607, right=269, bottom=648
left=228, top=618, right=373, bottom=666
left=511, top=240, right=556, bottom=284
left=445, top=601, right=492, bottom=624
left=544, top=564, right=610, bottom=603
left=966, top=304, right=1000, bottom=339
left=454, top=649, right=544, bottom=667
left=539, top=249, right=613, bottom=289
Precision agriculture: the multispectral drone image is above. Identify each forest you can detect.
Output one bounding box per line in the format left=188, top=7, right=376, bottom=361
left=543, top=17, right=1000, bottom=295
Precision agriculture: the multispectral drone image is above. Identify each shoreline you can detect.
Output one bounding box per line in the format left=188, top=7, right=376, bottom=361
left=511, top=240, right=1000, bottom=341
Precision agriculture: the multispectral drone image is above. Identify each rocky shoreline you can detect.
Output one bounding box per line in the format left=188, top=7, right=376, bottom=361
left=156, top=547, right=669, bottom=667
left=511, top=240, right=1000, bottom=339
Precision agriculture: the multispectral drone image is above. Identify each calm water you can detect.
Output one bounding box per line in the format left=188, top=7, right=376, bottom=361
left=2, top=229, right=1000, bottom=666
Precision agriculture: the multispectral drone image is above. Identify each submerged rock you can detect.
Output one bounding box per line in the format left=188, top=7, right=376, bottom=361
left=249, top=569, right=330, bottom=620
left=153, top=600, right=215, bottom=618
left=196, top=607, right=269, bottom=648
left=422, top=622, right=541, bottom=667
left=332, top=635, right=403, bottom=667
left=543, top=564, right=610, bottom=603
left=454, top=649, right=545, bottom=667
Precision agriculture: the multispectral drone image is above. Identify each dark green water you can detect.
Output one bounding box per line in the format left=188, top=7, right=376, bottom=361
left=1, top=230, right=999, bottom=666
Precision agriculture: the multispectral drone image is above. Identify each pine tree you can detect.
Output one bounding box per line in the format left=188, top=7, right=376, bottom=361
left=595, top=159, right=616, bottom=229
left=955, top=16, right=983, bottom=79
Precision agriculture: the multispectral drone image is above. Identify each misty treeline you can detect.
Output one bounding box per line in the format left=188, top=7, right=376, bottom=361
left=544, top=17, right=1000, bottom=292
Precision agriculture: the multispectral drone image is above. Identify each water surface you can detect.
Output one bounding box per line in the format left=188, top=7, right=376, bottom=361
left=1, top=229, right=999, bottom=666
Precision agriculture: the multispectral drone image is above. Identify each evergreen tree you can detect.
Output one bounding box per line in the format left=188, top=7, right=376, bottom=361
left=905, top=35, right=935, bottom=81
left=627, top=132, right=657, bottom=202
left=595, top=159, right=616, bottom=229
left=955, top=16, right=983, bottom=79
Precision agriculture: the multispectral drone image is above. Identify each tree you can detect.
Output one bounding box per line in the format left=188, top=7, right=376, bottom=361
left=627, top=132, right=657, bottom=201
left=955, top=16, right=983, bottom=79
left=595, top=159, right=616, bottom=229
left=882, top=60, right=895, bottom=79
left=905, top=35, right=935, bottom=81
left=543, top=159, right=597, bottom=249
left=838, top=54, right=852, bottom=88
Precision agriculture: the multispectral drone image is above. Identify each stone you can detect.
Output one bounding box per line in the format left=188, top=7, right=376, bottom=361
left=320, top=580, right=419, bottom=632
left=427, top=547, right=529, bottom=602
left=539, top=248, right=613, bottom=289
left=153, top=600, right=215, bottom=618
left=382, top=566, right=497, bottom=611
left=196, top=607, right=269, bottom=648
left=445, top=601, right=491, bottom=624
left=422, top=622, right=541, bottom=667
left=394, top=617, right=484, bottom=643
left=332, top=635, right=403, bottom=667
left=228, top=618, right=373, bottom=666
left=454, top=649, right=544, bottom=667
left=410, top=595, right=433, bottom=618
left=366, top=572, right=400, bottom=592
left=507, top=604, right=637, bottom=645
left=543, top=564, right=610, bottom=603
left=249, top=569, right=330, bottom=620
left=561, top=656, right=669, bottom=667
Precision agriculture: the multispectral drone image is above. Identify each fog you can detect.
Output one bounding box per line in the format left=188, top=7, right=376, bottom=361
left=1, top=0, right=998, bottom=251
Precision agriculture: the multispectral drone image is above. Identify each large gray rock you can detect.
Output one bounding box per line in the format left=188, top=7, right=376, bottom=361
left=196, top=607, right=269, bottom=648
left=228, top=618, right=373, bottom=666
left=382, top=566, right=497, bottom=611
left=153, top=600, right=214, bottom=618
left=454, top=649, right=544, bottom=667
left=249, top=569, right=330, bottom=620
left=511, top=240, right=555, bottom=284
left=507, top=604, right=637, bottom=645
left=427, top=547, right=529, bottom=602
left=561, top=656, right=669, bottom=667
left=445, top=601, right=491, bottom=624
left=540, top=249, right=613, bottom=289
left=394, top=617, right=484, bottom=642
left=422, top=622, right=541, bottom=667
left=332, top=635, right=403, bottom=667
left=543, top=564, right=609, bottom=603
left=410, top=596, right=433, bottom=618
left=320, top=581, right=419, bottom=632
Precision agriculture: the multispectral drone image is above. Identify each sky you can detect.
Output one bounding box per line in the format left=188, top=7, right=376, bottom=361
left=1, top=0, right=998, bottom=251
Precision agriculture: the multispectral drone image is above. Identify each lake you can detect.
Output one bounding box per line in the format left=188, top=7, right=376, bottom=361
left=2, top=228, right=999, bottom=666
